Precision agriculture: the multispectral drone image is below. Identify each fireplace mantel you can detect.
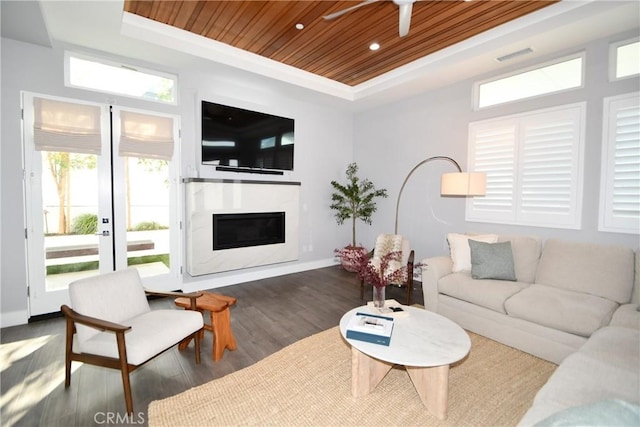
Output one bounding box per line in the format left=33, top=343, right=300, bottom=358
left=184, top=179, right=300, bottom=276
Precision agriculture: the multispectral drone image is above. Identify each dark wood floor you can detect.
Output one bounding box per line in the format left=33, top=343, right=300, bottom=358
left=1, top=266, right=423, bottom=427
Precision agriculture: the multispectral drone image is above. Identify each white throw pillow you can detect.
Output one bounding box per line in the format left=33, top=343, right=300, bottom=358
left=447, top=233, right=499, bottom=272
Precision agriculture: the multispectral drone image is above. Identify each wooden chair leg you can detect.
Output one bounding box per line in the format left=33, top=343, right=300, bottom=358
left=194, top=328, right=202, bottom=364
left=178, top=335, right=193, bottom=350
left=116, top=331, right=134, bottom=415
left=405, top=270, right=414, bottom=306
left=64, top=317, right=74, bottom=388
left=406, top=281, right=412, bottom=306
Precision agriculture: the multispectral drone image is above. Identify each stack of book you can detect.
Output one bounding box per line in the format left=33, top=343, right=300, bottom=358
left=345, top=312, right=394, bottom=346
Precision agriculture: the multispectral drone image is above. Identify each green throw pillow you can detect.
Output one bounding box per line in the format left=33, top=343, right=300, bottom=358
left=469, top=240, right=516, bottom=281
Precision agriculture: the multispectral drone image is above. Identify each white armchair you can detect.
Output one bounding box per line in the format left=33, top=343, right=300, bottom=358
left=61, top=268, right=204, bottom=414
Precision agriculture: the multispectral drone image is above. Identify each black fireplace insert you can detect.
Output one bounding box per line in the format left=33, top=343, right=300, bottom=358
left=212, top=212, right=285, bottom=250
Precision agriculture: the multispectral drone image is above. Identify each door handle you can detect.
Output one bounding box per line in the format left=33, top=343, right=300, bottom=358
left=95, top=230, right=110, bottom=236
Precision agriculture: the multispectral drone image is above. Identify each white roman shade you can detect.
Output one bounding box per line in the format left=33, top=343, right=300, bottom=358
left=33, top=97, right=102, bottom=154
left=119, top=111, right=175, bottom=160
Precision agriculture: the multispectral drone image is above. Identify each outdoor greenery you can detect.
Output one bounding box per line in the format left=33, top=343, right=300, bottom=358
left=70, top=213, right=98, bottom=235
left=66, top=214, right=167, bottom=235
left=47, top=260, right=99, bottom=275
left=127, top=254, right=170, bottom=268
left=132, top=221, right=168, bottom=231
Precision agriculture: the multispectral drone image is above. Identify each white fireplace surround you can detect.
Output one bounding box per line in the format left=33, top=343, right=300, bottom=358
left=184, top=179, right=300, bottom=276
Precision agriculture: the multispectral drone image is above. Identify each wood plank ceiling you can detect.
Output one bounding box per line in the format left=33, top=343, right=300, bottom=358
left=124, top=0, right=558, bottom=86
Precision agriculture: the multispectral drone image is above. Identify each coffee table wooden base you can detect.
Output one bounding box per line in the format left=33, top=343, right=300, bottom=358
left=351, top=347, right=450, bottom=420
left=407, top=364, right=450, bottom=420
left=351, top=346, right=393, bottom=398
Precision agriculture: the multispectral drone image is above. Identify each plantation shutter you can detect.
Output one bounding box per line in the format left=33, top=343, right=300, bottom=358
left=466, top=103, right=585, bottom=229
left=118, top=110, right=175, bottom=160
left=467, top=119, right=516, bottom=222
left=33, top=97, right=102, bottom=154
left=518, top=106, right=583, bottom=227
left=599, top=93, right=640, bottom=233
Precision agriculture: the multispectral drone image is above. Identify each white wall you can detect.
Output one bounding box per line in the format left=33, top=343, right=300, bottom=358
left=0, top=38, right=354, bottom=325
left=354, top=29, right=640, bottom=261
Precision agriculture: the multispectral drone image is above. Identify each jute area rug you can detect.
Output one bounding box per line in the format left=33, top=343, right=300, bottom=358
left=149, top=327, right=556, bottom=427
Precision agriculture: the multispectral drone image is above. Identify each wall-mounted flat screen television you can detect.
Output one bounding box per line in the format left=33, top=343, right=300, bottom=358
left=201, top=100, right=295, bottom=174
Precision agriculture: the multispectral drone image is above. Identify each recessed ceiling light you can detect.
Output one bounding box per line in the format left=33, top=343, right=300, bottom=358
left=369, top=42, right=380, bottom=51
left=295, top=23, right=304, bottom=30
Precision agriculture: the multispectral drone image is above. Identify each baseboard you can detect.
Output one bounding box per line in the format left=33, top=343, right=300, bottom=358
left=181, top=258, right=338, bottom=293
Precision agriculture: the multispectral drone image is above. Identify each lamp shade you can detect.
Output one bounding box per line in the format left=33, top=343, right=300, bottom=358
left=440, top=172, right=486, bottom=196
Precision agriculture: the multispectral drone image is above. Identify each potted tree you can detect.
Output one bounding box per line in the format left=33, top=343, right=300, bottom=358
left=331, top=162, right=388, bottom=272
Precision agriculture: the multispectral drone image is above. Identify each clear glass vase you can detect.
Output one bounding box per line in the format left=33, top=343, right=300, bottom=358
left=373, top=286, right=386, bottom=308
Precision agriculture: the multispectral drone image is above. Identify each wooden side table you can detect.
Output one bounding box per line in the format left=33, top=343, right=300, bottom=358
left=175, top=291, right=237, bottom=361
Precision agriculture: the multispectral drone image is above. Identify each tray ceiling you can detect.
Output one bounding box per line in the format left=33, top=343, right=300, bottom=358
left=123, top=0, right=558, bottom=87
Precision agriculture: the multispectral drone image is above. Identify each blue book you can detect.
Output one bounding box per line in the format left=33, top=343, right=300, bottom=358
left=345, top=312, right=394, bottom=346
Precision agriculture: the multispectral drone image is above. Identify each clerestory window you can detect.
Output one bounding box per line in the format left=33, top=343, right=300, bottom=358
left=610, top=38, right=640, bottom=81
left=65, top=52, right=177, bottom=105
left=474, top=53, right=584, bottom=110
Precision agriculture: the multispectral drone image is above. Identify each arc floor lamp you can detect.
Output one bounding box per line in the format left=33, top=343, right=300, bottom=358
left=394, top=156, right=487, bottom=234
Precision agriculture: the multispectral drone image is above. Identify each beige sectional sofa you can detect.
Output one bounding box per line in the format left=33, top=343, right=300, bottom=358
left=518, top=324, right=639, bottom=425
left=421, top=234, right=640, bottom=425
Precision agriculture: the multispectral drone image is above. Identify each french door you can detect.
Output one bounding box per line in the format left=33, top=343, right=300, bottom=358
left=22, top=93, right=182, bottom=316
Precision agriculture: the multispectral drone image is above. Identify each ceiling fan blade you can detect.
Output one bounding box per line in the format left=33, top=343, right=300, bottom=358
left=323, top=0, right=380, bottom=21
left=398, top=2, right=413, bottom=37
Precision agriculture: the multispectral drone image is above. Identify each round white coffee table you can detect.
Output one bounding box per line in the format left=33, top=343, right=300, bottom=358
left=339, top=305, right=471, bottom=420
